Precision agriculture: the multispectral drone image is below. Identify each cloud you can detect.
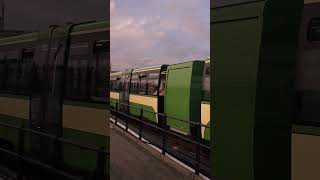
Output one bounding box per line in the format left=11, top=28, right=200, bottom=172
left=111, top=0, right=209, bottom=71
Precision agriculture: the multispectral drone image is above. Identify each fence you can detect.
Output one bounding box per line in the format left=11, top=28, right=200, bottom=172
left=0, top=122, right=109, bottom=180
left=110, top=100, right=210, bottom=177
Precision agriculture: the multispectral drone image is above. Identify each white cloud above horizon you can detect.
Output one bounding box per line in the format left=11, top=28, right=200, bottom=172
left=111, top=0, right=209, bottom=71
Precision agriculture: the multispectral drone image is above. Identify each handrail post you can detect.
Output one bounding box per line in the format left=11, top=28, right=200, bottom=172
left=115, top=102, right=118, bottom=125
left=125, top=104, right=129, bottom=131
left=18, top=126, right=25, bottom=155
left=139, top=108, right=143, bottom=140
left=95, top=147, right=106, bottom=180
left=162, top=130, right=166, bottom=155
left=195, top=124, right=201, bottom=175
left=53, top=136, right=62, bottom=168
left=17, top=125, right=25, bottom=180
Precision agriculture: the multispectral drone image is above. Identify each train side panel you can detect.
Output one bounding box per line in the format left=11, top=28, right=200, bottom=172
left=292, top=1, right=320, bottom=180
left=129, top=94, right=158, bottom=122
left=201, top=102, right=210, bottom=140
left=110, top=91, right=119, bottom=108
left=165, top=61, right=203, bottom=134
left=62, top=102, right=109, bottom=172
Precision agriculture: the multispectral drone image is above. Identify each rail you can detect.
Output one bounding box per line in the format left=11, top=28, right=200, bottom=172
left=110, top=100, right=210, bottom=176
left=0, top=122, right=109, bottom=180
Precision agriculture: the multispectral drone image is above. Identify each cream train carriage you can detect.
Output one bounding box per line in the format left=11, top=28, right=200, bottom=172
left=0, top=21, right=109, bottom=177
left=110, top=59, right=210, bottom=142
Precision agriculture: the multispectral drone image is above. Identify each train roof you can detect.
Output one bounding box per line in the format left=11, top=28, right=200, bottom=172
left=112, top=58, right=210, bottom=76
left=0, top=20, right=109, bottom=46
left=205, top=57, right=210, bottom=63
left=71, top=21, right=109, bottom=35
left=168, top=59, right=207, bottom=67
left=132, top=65, right=164, bottom=73
left=305, top=0, right=320, bottom=4
left=110, top=71, right=122, bottom=76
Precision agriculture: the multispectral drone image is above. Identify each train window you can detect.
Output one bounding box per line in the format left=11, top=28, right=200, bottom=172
left=110, top=77, right=119, bottom=91
left=112, top=80, right=117, bottom=91
left=130, top=75, right=137, bottom=94
left=147, top=73, right=159, bottom=96
left=139, top=78, right=147, bottom=95
left=90, top=40, right=109, bottom=102
left=130, top=79, right=137, bottom=94
left=121, top=74, right=130, bottom=92
left=130, top=74, right=139, bottom=94
left=7, top=50, right=18, bottom=60
left=308, top=18, right=320, bottom=41
left=116, top=77, right=121, bottom=91
left=117, top=81, right=122, bottom=91
left=0, top=52, right=5, bottom=60
left=19, top=48, right=35, bottom=93
left=110, top=77, right=117, bottom=91
left=202, top=66, right=210, bottom=101
left=70, top=42, right=89, bottom=55
left=159, top=73, right=166, bottom=96
left=0, top=52, right=5, bottom=90
left=206, top=67, right=210, bottom=75
left=22, top=48, right=35, bottom=62
left=93, top=40, right=109, bottom=53
left=66, top=42, right=89, bottom=100
left=147, top=79, right=158, bottom=96
left=6, top=50, right=19, bottom=92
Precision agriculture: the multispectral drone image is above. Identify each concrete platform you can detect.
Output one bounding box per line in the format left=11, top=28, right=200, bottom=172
left=110, top=123, right=203, bottom=180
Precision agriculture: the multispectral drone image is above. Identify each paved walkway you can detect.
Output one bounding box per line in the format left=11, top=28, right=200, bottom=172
left=110, top=123, right=201, bottom=180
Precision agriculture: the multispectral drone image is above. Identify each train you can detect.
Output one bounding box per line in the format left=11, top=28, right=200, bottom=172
left=110, top=59, right=210, bottom=142
left=0, top=20, right=109, bottom=178
left=211, top=0, right=320, bottom=179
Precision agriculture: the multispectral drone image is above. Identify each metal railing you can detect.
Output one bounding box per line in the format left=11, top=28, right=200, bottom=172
left=0, top=122, right=109, bottom=180
left=110, top=100, right=210, bottom=176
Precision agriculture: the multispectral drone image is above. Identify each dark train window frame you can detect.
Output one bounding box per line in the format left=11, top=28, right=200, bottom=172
left=111, top=76, right=121, bottom=92
left=5, top=50, right=20, bottom=93
left=158, top=72, right=166, bottom=96
left=0, top=51, right=6, bottom=91
left=65, top=42, right=90, bottom=101
left=138, top=73, right=148, bottom=95
left=120, top=74, right=130, bottom=93
left=146, top=72, right=160, bottom=96
left=89, top=40, right=109, bottom=103
left=115, top=77, right=121, bottom=91
left=202, top=65, right=210, bottom=102
left=19, top=48, right=36, bottom=94
left=130, top=74, right=139, bottom=94
left=307, top=17, right=320, bottom=42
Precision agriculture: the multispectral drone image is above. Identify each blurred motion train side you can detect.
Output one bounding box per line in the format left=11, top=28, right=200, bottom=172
left=0, top=21, right=109, bottom=177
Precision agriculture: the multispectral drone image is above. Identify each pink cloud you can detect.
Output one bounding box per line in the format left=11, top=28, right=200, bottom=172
left=111, top=0, right=209, bottom=71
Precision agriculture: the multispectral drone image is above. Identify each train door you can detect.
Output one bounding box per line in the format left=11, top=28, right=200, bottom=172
left=165, top=61, right=204, bottom=137
left=29, top=28, right=65, bottom=161
left=158, top=66, right=167, bottom=127
left=201, top=61, right=210, bottom=141
left=119, top=70, right=131, bottom=111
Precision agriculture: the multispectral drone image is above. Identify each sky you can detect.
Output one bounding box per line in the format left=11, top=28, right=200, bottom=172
left=111, top=0, right=210, bottom=71
left=3, top=0, right=108, bottom=31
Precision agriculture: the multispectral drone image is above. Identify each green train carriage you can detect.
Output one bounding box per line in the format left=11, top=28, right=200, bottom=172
left=110, top=59, right=210, bottom=141
left=211, top=0, right=320, bottom=179
left=0, top=21, right=109, bottom=177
